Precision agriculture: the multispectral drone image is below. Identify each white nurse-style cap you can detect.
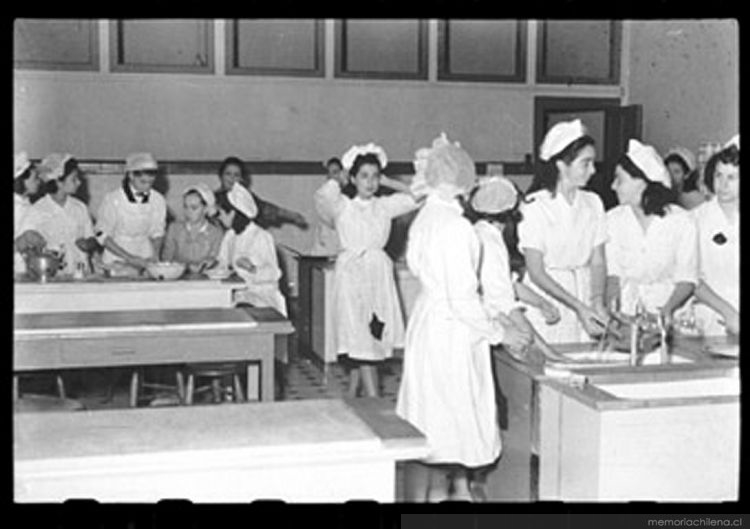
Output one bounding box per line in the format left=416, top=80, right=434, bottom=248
left=626, top=139, right=671, bottom=188
left=411, top=132, right=476, bottom=197
left=724, top=134, right=739, bottom=151
left=471, top=176, right=519, bottom=214
left=183, top=183, right=217, bottom=216
left=227, top=182, right=258, bottom=220
left=14, top=151, right=31, bottom=178
left=125, top=152, right=158, bottom=173
left=39, top=153, right=73, bottom=182
left=539, top=119, right=587, bottom=162
left=341, top=143, right=388, bottom=172
left=665, top=146, right=697, bottom=172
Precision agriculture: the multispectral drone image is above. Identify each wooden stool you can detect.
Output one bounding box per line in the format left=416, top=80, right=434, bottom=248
left=184, top=363, right=245, bottom=405
left=14, top=393, right=85, bottom=413
left=130, top=367, right=185, bottom=408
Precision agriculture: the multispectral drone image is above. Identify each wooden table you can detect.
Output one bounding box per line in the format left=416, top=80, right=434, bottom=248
left=14, top=276, right=244, bottom=314
left=13, top=306, right=294, bottom=402
left=14, top=398, right=428, bottom=502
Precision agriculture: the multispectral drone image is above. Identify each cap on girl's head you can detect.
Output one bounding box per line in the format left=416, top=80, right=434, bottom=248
left=412, top=132, right=476, bottom=197
left=539, top=119, right=587, bottom=162
left=626, top=139, right=671, bottom=188
left=125, top=152, right=158, bottom=173
left=227, top=182, right=258, bottom=219
left=341, top=143, right=388, bottom=172
left=724, top=134, right=739, bottom=151
left=39, top=153, right=73, bottom=182
left=471, top=176, right=519, bottom=215
left=665, top=146, right=696, bottom=172
left=184, top=183, right=217, bottom=216
left=14, top=151, right=31, bottom=178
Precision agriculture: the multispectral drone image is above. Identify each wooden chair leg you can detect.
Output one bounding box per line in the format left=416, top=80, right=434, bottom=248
left=129, top=371, right=139, bottom=408
left=13, top=375, right=19, bottom=403
left=185, top=375, right=194, bottom=405
left=176, top=371, right=185, bottom=404
left=211, top=378, right=222, bottom=403
left=56, top=374, right=66, bottom=399
left=233, top=374, right=245, bottom=402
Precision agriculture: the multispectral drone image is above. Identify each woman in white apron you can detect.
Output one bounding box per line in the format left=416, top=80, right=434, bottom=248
left=518, top=119, right=609, bottom=344
left=396, top=134, right=532, bottom=502
left=314, top=143, right=419, bottom=398
left=692, top=135, right=740, bottom=336
left=95, top=153, right=167, bottom=272
left=18, top=153, right=95, bottom=275
left=606, top=140, right=698, bottom=324
left=14, top=152, right=41, bottom=275
left=216, top=182, right=287, bottom=316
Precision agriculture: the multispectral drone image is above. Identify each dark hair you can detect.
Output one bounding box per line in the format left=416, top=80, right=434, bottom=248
left=528, top=135, right=596, bottom=195
left=14, top=166, right=34, bottom=195
left=703, top=144, right=740, bottom=193
left=183, top=189, right=206, bottom=206
left=349, top=153, right=382, bottom=177
left=617, top=154, right=676, bottom=217
left=42, top=158, right=79, bottom=196
left=325, top=157, right=342, bottom=169
left=462, top=186, right=527, bottom=279
left=663, top=154, right=700, bottom=192
left=218, top=156, right=251, bottom=188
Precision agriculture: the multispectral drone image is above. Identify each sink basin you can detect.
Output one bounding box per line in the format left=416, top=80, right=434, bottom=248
left=548, top=350, right=693, bottom=369
left=594, top=374, right=740, bottom=400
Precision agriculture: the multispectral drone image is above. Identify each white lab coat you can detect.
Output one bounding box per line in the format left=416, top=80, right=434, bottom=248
left=314, top=179, right=416, bottom=361
left=474, top=220, right=523, bottom=318
left=517, top=189, right=607, bottom=343
left=95, top=186, right=166, bottom=264
left=14, top=194, right=32, bottom=274
left=691, top=197, right=739, bottom=335
left=396, top=193, right=503, bottom=467
left=19, top=194, right=94, bottom=274
left=605, top=204, right=698, bottom=315
left=217, top=223, right=287, bottom=317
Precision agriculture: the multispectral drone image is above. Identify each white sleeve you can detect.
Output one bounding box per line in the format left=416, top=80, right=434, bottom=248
left=149, top=196, right=167, bottom=239
left=674, top=214, right=699, bottom=284
left=591, top=195, right=608, bottom=247
left=314, top=179, right=347, bottom=227
left=247, top=230, right=282, bottom=284
left=604, top=211, right=624, bottom=279
left=517, top=201, right=546, bottom=253
left=95, top=193, right=118, bottom=243
left=380, top=192, right=418, bottom=219
left=76, top=201, right=95, bottom=239
left=18, top=203, right=44, bottom=235
left=217, top=231, right=233, bottom=269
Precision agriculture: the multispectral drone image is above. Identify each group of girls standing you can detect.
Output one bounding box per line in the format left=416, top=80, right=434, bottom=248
left=13, top=152, right=305, bottom=316
left=318, top=121, right=739, bottom=502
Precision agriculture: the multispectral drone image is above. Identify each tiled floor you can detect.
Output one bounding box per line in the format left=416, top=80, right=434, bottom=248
left=17, top=355, right=404, bottom=410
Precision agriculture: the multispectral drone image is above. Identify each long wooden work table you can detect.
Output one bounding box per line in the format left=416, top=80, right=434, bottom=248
left=14, top=306, right=293, bottom=402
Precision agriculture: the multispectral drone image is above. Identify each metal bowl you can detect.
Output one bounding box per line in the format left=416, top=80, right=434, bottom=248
left=146, top=261, right=186, bottom=280
left=25, top=252, right=62, bottom=282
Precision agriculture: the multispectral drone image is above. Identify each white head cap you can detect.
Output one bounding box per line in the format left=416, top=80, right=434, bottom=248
left=626, top=139, right=671, bottom=188
left=539, top=119, right=587, bottom=162
left=665, top=146, right=697, bottom=173
left=227, top=182, right=258, bottom=220
left=471, top=176, right=519, bottom=215
left=14, top=151, right=31, bottom=178
left=411, top=132, right=476, bottom=198
left=341, top=143, right=388, bottom=172
left=39, top=153, right=74, bottom=182
left=183, top=183, right=217, bottom=216
left=125, top=152, right=158, bottom=173
left=724, top=134, right=740, bottom=151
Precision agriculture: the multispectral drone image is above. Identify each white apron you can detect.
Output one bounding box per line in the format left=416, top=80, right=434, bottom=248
left=102, top=200, right=157, bottom=264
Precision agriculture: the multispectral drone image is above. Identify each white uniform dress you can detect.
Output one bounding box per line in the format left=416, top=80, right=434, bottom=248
left=14, top=193, right=32, bottom=274
left=95, top=185, right=167, bottom=264
left=475, top=220, right=522, bottom=317
left=314, top=179, right=416, bottom=361
left=691, top=197, right=739, bottom=335
left=217, top=223, right=287, bottom=317
left=605, top=204, right=698, bottom=314
left=396, top=194, right=504, bottom=466
left=19, top=194, right=94, bottom=275
left=310, top=188, right=341, bottom=256
left=517, top=189, right=607, bottom=343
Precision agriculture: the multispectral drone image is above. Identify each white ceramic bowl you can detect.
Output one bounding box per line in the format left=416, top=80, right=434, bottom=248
left=205, top=267, right=231, bottom=280
left=147, top=261, right=186, bottom=280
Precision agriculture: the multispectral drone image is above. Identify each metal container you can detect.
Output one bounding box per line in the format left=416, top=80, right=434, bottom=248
left=25, top=252, right=63, bottom=283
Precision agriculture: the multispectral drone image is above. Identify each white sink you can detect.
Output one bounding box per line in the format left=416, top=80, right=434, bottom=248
left=595, top=374, right=740, bottom=400
left=550, top=350, right=693, bottom=368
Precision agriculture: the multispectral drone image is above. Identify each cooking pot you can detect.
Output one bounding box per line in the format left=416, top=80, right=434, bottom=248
left=25, top=251, right=63, bottom=282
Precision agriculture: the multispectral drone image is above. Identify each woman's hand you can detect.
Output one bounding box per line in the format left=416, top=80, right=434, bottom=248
left=722, top=308, right=740, bottom=336
left=235, top=257, right=257, bottom=273
left=539, top=299, right=561, bottom=325
left=16, top=230, right=47, bottom=253
left=576, top=304, right=608, bottom=338
left=291, top=212, right=309, bottom=230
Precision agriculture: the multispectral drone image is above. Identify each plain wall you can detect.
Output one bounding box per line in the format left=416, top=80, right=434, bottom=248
left=626, top=19, right=739, bottom=153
